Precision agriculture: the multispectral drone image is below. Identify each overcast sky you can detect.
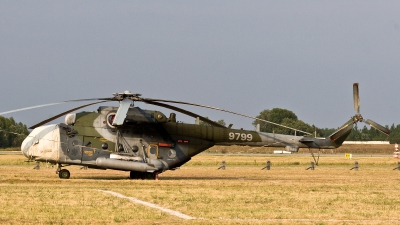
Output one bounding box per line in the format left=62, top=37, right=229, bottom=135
left=1, top=1, right=400, bottom=132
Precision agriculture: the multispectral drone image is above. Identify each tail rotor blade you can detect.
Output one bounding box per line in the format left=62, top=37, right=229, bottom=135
left=329, top=118, right=355, bottom=141
left=353, top=83, right=360, bottom=114
left=329, top=121, right=354, bottom=142
left=365, top=119, right=391, bottom=135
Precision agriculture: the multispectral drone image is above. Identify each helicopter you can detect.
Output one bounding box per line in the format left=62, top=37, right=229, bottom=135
left=0, top=83, right=390, bottom=179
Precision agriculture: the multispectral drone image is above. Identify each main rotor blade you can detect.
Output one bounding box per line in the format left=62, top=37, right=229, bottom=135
left=112, top=98, right=133, bottom=126
left=365, top=119, right=391, bottom=135
left=142, top=98, right=312, bottom=135
left=29, top=101, right=108, bottom=129
left=353, top=83, right=360, bottom=114
left=143, top=100, right=226, bottom=128
left=0, top=98, right=111, bottom=116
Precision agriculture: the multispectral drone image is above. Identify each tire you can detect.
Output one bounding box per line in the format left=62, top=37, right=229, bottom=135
left=144, top=172, right=156, bottom=180
left=130, top=172, right=156, bottom=180
left=59, top=169, right=70, bottom=179
left=129, top=171, right=139, bottom=179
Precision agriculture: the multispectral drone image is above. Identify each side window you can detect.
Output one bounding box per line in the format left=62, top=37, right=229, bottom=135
left=148, top=144, right=158, bottom=158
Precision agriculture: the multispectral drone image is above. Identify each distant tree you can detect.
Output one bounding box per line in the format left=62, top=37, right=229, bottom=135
left=252, top=108, right=317, bottom=136
left=388, top=124, right=400, bottom=143
left=316, top=127, right=336, bottom=137
left=251, top=107, right=400, bottom=142
left=216, top=119, right=226, bottom=127
left=0, top=116, right=29, bottom=148
left=252, top=108, right=295, bottom=133
left=198, top=117, right=226, bottom=127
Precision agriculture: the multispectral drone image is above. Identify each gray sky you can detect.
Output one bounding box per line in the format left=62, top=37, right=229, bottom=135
left=1, top=1, right=400, bottom=132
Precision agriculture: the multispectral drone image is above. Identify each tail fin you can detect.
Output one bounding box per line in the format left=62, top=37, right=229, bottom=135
left=329, top=118, right=355, bottom=146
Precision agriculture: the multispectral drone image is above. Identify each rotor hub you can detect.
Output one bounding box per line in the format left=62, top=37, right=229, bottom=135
left=353, top=113, right=363, bottom=122
left=112, top=91, right=142, bottom=101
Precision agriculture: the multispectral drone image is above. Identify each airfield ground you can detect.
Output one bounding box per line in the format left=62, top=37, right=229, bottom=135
left=1, top=145, right=400, bottom=224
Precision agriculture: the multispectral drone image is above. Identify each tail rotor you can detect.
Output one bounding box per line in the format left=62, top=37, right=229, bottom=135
left=351, top=83, right=390, bottom=135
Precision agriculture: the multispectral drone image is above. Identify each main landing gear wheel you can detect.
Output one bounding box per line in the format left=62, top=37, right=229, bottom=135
left=129, top=171, right=157, bottom=180
left=144, top=172, right=157, bottom=180
left=59, top=169, right=70, bottom=179
left=129, top=171, right=140, bottom=179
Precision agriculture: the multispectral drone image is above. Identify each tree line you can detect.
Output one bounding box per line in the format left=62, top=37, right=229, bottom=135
left=0, top=116, right=29, bottom=148
left=200, top=108, right=396, bottom=142
left=252, top=108, right=396, bottom=143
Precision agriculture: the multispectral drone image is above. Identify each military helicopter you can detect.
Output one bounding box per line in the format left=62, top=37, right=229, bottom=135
left=0, top=83, right=390, bottom=179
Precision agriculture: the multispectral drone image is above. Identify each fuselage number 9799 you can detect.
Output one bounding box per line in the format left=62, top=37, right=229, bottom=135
left=228, top=132, right=253, bottom=141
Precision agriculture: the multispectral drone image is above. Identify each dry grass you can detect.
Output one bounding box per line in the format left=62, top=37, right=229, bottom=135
left=1, top=153, right=400, bottom=225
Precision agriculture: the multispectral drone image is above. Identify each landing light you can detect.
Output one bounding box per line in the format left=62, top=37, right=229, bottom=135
left=158, top=143, right=173, bottom=147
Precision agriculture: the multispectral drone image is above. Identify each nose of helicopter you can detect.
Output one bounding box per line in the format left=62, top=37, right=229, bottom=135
left=21, top=136, right=31, bottom=158
left=21, top=124, right=59, bottom=158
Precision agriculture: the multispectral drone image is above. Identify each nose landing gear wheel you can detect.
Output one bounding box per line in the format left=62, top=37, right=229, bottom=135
left=59, top=169, right=70, bottom=179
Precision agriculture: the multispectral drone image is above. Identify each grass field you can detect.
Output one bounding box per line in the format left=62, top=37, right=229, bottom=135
left=1, top=151, right=400, bottom=225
